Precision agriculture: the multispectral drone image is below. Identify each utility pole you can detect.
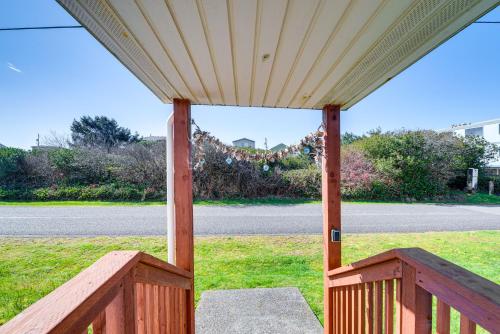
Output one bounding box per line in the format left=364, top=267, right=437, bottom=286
left=264, top=137, right=268, bottom=151
left=36, top=134, right=40, bottom=147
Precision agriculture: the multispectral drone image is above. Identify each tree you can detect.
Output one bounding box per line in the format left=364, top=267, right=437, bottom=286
left=70, top=116, right=140, bottom=152
left=341, top=132, right=363, bottom=145
left=0, top=147, right=26, bottom=185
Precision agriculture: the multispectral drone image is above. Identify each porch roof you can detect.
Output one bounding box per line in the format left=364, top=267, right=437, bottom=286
left=57, top=0, right=496, bottom=110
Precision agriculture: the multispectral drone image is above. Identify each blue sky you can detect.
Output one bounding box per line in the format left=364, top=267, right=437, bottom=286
left=0, top=1, right=498, bottom=149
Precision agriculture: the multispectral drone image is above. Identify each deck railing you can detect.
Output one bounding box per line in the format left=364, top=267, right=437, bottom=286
left=327, top=248, right=500, bottom=333
left=0, top=251, right=193, bottom=334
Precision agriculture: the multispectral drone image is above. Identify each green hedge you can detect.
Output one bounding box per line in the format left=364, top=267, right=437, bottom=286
left=0, top=184, right=163, bottom=202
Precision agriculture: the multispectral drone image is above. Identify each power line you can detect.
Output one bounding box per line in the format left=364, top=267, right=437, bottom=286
left=0, top=25, right=83, bottom=31
left=0, top=20, right=497, bottom=32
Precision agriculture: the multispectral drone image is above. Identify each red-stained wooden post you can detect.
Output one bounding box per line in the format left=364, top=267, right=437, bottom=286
left=322, top=104, right=341, bottom=334
left=173, top=98, right=194, bottom=334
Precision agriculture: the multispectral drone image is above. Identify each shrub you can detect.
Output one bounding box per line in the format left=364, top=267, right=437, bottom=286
left=0, top=147, right=26, bottom=186
left=341, top=148, right=380, bottom=199
left=192, top=144, right=286, bottom=199
left=282, top=167, right=321, bottom=198
left=278, top=154, right=312, bottom=170
left=113, top=141, right=166, bottom=189
left=352, top=130, right=493, bottom=200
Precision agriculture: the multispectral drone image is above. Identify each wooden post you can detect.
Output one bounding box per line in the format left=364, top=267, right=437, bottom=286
left=173, top=98, right=194, bottom=334
left=322, top=104, right=341, bottom=334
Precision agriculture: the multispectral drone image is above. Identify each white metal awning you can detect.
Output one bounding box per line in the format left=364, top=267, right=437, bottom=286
left=57, top=0, right=497, bottom=109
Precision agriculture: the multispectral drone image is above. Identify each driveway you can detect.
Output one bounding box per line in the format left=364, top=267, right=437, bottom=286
left=0, top=203, right=498, bottom=237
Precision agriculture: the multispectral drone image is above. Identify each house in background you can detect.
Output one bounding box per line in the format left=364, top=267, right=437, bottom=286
left=142, top=135, right=166, bottom=143
left=270, top=143, right=287, bottom=152
left=232, top=138, right=255, bottom=149
left=446, top=118, right=500, bottom=175
left=30, top=145, right=58, bottom=152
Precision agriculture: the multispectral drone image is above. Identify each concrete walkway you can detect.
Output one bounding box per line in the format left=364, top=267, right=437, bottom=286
left=195, top=288, right=323, bottom=334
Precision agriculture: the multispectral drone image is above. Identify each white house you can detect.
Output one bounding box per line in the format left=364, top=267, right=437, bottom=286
left=447, top=118, right=500, bottom=175
left=232, top=138, right=255, bottom=149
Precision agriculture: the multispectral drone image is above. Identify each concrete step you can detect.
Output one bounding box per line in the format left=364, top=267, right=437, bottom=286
left=195, top=287, right=323, bottom=334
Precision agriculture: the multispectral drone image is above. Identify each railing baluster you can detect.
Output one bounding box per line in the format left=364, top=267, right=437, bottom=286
left=166, top=287, right=172, bottom=334
left=159, top=286, right=167, bottom=334
left=337, top=288, right=342, bottom=334
left=401, top=262, right=416, bottom=334
left=460, top=314, right=477, bottom=334
left=105, top=283, right=125, bottom=334
left=367, top=282, right=374, bottom=334
left=335, top=288, right=341, bottom=334
left=360, top=284, right=366, bottom=334
left=342, top=287, right=347, bottom=334
left=123, top=272, right=137, bottom=334
left=179, top=289, right=186, bottom=334
left=347, top=286, right=353, bottom=333
left=153, top=285, right=160, bottom=334
left=374, top=281, right=384, bottom=334
left=353, top=285, right=359, bottom=334
left=182, top=289, right=188, bottom=334
left=136, top=283, right=145, bottom=334
left=415, top=286, right=432, bottom=334
left=332, top=288, right=336, bottom=334
left=174, top=288, right=180, bottom=334
left=395, top=279, right=401, bottom=334
left=145, top=284, right=154, bottom=333
left=92, top=310, right=106, bottom=334
left=385, top=280, right=394, bottom=334
left=375, top=281, right=383, bottom=334
left=436, top=299, right=450, bottom=334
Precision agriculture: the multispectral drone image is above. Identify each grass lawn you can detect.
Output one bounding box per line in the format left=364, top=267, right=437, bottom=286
left=0, top=192, right=499, bottom=206
left=0, top=231, right=498, bottom=331
left=0, top=198, right=321, bottom=206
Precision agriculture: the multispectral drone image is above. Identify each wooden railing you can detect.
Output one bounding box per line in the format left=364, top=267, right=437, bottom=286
left=327, top=248, right=500, bottom=334
left=0, top=251, right=193, bottom=334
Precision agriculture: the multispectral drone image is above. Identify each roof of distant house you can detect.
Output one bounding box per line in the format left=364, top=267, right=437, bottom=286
left=270, top=143, right=287, bottom=152
left=233, top=138, right=255, bottom=144
left=31, top=145, right=59, bottom=151
left=142, top=136, right=166, bottom=142
left=449, top=118, right=500, bottom=130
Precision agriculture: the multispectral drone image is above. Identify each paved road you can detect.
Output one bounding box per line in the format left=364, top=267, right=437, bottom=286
left=0, top=204, right=498, bottom=237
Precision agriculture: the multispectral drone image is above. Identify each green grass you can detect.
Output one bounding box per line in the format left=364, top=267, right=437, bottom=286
left=0, top=198, right=321, bottom=206
left=464, top=192, right=500, bottom=205
left=0, top=231, right=498, bottom=331
left=0, top=200, right=165, bottom=206
left=1, top=192, right=498, bottom=206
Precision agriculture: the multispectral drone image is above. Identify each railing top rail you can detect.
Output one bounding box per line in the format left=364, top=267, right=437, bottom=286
left=328, top=248, right=401, bottom=276
left=0, top=251, right=192, bottom=334
left=328, top=247, right=500, bottom=331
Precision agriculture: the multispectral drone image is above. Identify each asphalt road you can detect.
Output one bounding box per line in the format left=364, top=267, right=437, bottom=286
left=0, top=203, right=498, bottom=237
